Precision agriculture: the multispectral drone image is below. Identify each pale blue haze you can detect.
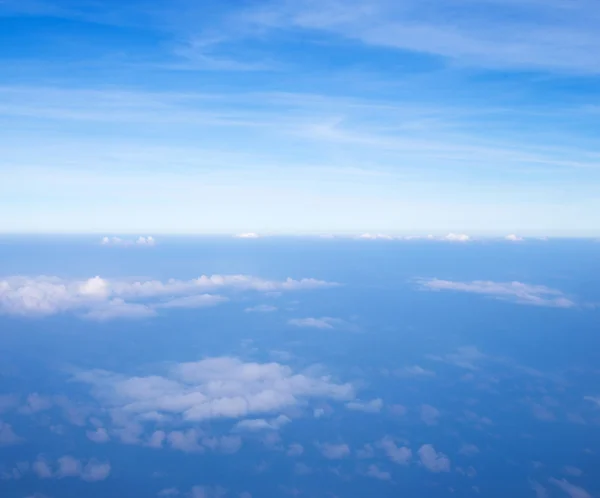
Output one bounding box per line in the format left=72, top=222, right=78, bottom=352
left=1, top=0, right=600, bottom=235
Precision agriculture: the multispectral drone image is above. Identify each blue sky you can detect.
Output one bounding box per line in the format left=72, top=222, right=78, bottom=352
left=1, top=0, right=599, bottom=235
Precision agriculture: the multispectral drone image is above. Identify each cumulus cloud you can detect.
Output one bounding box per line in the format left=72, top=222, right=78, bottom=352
left=31, top=456, right=111, bottom=481
left=418, top=278, right=575, bottom=308
left=288, top=317, right=344, bottom=329
left=245, top=304, right=277, bottom=312
left=549, top=478, right=591, bottom=498
left=505, top=234, right=523, bottom=241
left=459, top=443, right=480, bottom=456
left=101, top=236, right=155, bottom=246
left=442, top=233, right=470, bottom=242
left=426, top=346, right=487, bottom=370
left=418, top=444, right=450, bottom=472
left=0, top=421, right=22, bottom=445
left=86, top=427, right=110, bottom=443
left=235, top=233, right=260, bottom=239
left=420, top=404, right=440, bottom=425
left=529, top=480, right=549, bottom=498
left=366, top=464, right=391, bottom=481
left=233, top=415, right=291, bottom=432
left=286, top=443, right=304, bottom=456
left=357, top=233, right=395, bottom=240
left=378, top=437, right=412, bottom=465
left=317, top=443, right=351, bottom=459
left=396, top=365, right=435, bottom=378
left=346, top=398, right=383, bottom=413
left=0, top=274, right=336, bottom=319
left=75, top=357, right=354, bottom=426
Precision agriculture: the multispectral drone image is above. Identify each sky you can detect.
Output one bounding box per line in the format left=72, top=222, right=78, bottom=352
left=1, top=0, right=600, bottom=235
left=1, top=237, right=600, bottom=498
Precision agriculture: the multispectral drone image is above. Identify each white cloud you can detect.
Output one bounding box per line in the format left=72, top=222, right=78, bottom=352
left=419, top=278, right=575, bottom=308
left=156, top=294, right=229, bottom=309
left=420, top=404, right=440, bottom=425
left=86, top=427, right=110, bottom=443
left=189, top=485, right=228, bottom=498
left=0, top=274, right=336, bottom=319
left=357, top=233, right=395, bottom=240
left=245, top=304, right=277, bottom=312
left=318, top=442, right=351, bottom=459
left=75, top=356, right=354, bottom=425
left=378, top=437, right=411, bottom=465
left=101, top=236, right=156, bottom=246
left=288, top=317, right=344, bottom=329
left=233, top=415, right=291, bottom=432
left=443, top=233, right=470, bottom=242
left=549, top=478, right=591, bottom=498
left=235, top=233, right=260, bottom=239
left=418, top=444, right=450, bottom=472
left=31, top=456, right=111, bottom=481
left=158, top=488, right=180, bottom=497
left=346, top=398, right=383, bottom=413
left=583, top=396, right=600, bottom=408
left=397, top=365, right=435, bottom=378
left=366, top=464, right=391, bottom=481
left=286, top=443, right=304, bottom=457
left=529, top=480, right=549, bottom=498
left=427, top=346, right=487, bottom=370
left=459, top=443, right=480, bottom=456
left=505, top=234, right=523, bottom=241
left=0, top=421, right=22, bottom=445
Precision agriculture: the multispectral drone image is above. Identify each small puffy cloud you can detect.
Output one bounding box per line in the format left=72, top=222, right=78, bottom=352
left=288, top=317, right=344, bottom=329
left=318, top=443, right=351, bottom=459
left=0, top=421, right=22, bottom=445
left=87, top=427, right=110, bottom=443
left=366, top=464, right=391, bottom=481
left=32, top=456, right=110, bottom=481
left=418, top=278, right=575, bottom=308
left=443, top=233, right=470, bottom=242
left=346, top=398, right=383, bottom=413
left=233, top=415, right=291, bottom=432
left=356, top=443, right=375, bottom=459
left=286, top=443, right=304, bottom=457
left=245, top=304, right=277, bottom=313
left=294, top=463, right=312, bottom=475
left=379, top=437, right=411, bottom=465
left=396, top=365, right=435, bottom=378
left=167, top=429, right=204, bottom=453
left=189, top=485, right=228, bottom=498
left=158, top=488, right=180, bottom=496
left=19, top=393, right=53, bottom=414
left=418, top=444, right=450, bottom=472
left=420, top=404, right=440, bottom=425
left=505, top=234, right=523, bottom=241
left=101, top=236, right=156, bottom=246
left=427, top=346, right=487, bottom=371
left=529, top=480, right=549, bottom=498
left=549, top=478, right=591, bottom=498
left=235, top=233, right=260, bottom=239
left=357, top=233, right=395, bottom=240
left=156, top=294, right=228, bottom=309
left=562, top=466, right=583, bottom=477
left=83, top=299, right=157, bottom=321
left=147, top=430, right=166, bottom=448
left=459, top=444, right=480, bottom=456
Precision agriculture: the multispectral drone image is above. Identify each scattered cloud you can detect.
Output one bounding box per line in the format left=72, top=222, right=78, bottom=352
left=529, top=481, right=549, bottom=498
left=233, top=415, right=291, bottom=432
left=420, top=404, right=440, bottom=425
left=287, top=443, right=304, bottom=457
left=443, top=233, right=470, bottom=242
left=0, top=274, right=337, bottom=319
left=418, top=278, right=575, bottom=308
left=75, top=356, right=354, bottom=428
left=505, top=234, right=524, bottom=242
left=101, top=236, right=155, bottom=246
left=379, top=437, right=412, bottom=465
left=396, top=365, right=435, bottom=378
left=245, top=304, right=277, bottom=313
left=563, top=466, right=583, bottom=477
left=459, top=444, right=480, bottom=456
left=427, top=346, right=487, bottom=371
left=288, top=317, right=344, bottom=329
left=87, top=427, right=110, bottom=443
left=31, top=456, right=110, bottom=481
left=346, top=398, right=383, bottom=413
left=357, top=233, right=395, bottom=240
left=0, top=421, right=22, bottom=445
left=549, top=478, right=591, bottom=498
left=317, top=443, right=351, bottom=460
left=583, top=396, right=600, bottom=408
left=365, top=464, right=391, bottom=481
left=235, top=233, right=260, bottom=239
left=418, top=444, right=450, bottom=472
left=158, top=488, right=180, bottom=497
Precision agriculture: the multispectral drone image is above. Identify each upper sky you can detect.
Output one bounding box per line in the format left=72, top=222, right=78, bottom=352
left=1, top=0, right=599, bottom=235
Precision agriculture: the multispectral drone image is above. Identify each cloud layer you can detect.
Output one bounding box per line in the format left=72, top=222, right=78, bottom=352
left=419, top=278, right=575, bottom=308
left=0, top=274, right=337, bottom=319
